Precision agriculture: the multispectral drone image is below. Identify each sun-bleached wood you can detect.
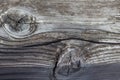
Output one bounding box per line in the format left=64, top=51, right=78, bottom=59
left=0, top=0, right=120, bottom=80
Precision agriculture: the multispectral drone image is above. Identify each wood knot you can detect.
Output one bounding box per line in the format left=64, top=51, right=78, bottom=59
left=1, top=7, right=37, bottom=38
left=55, top=46, right=82, bottom=77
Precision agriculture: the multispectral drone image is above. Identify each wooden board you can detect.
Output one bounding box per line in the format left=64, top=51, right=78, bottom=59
left=0, top=0, right=120, bottom=80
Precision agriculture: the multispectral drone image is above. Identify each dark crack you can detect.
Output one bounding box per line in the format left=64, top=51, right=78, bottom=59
left=24, top=37, right=120, bottom=48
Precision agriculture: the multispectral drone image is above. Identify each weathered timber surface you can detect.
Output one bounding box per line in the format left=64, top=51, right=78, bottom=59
left=0, top=0, right=120, bottom=80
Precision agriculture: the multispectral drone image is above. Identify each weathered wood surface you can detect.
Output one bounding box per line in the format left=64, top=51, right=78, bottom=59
left=0, top=0, right=120, bottom=80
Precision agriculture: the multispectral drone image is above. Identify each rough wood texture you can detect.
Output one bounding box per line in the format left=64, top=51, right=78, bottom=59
left=0, top=0, right=120, bottom=80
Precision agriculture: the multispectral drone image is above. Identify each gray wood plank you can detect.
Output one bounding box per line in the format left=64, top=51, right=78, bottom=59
left=0, top=0, right=120, bottom=80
